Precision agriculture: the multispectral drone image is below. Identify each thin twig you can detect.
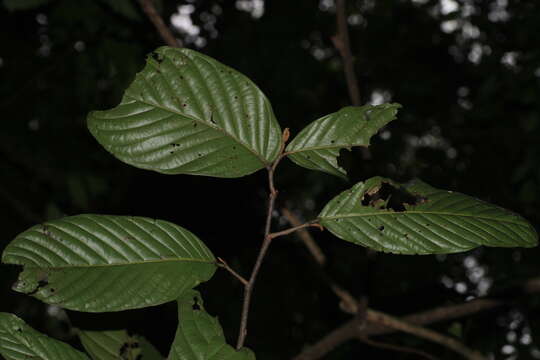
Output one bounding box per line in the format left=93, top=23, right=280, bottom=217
left=138, top=0, right=181, bottom=48
left=332, top=0, right=361, bottom=105
left=236, top=129, right=290, bottom=349
left=358, top=336, right=440, bottom=360
left=216, top=257, right=248, bottom=286
left=366, top=309, right=486, bottom=360
left=281, top=208, right=327, bottom=265
left=268, top=221, right=322, bottom=240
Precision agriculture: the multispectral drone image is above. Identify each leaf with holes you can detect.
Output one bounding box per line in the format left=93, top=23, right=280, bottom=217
left=168, top=290, right=255, bottom=360
left=285, top=104, right=400, bottom=179
left=319, top=177, right=538, bottom=254
left=0, top=313, right=90, bottom=360
left=1, top=214, right=216, bottom=312
left=78, top=329, right=163, bottom=360
left=87, top=46, right=282, bottom=178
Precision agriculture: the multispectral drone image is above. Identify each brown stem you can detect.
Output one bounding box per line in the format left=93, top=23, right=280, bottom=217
left=216, top=257, right=248, bottom=286
left=138, top=0, right=181, bottom=48
left=281, top=208, right=327, bottom=265
left=268, top=221, right=321, bottom=240
left=236, top=129, right=289, bottom=349
left=332, top=0, right=361, bottom=105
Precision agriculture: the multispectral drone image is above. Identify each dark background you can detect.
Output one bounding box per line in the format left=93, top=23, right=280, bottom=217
left=1, top=0, right=540, bottom=358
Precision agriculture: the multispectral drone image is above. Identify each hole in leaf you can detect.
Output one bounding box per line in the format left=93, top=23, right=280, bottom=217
left=361, top=182, right=426, bottom=212
left=192, top=297, right=201, bottom=310
left=150, top=52, right=164, bottom=64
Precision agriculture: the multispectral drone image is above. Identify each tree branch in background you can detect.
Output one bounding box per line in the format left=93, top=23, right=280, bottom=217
left=287, top=212, right=493, bottom=360
left=138, top=0, right=181, bottom=48
left=358, top=336, right=440, bottom=360
left=332, top=0, right=361, bottom=106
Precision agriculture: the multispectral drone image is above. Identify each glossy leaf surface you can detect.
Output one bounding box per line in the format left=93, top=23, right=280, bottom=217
left=79, top=329, right=162, bottom=360
left=2, top=214, right=216, bottom=312
left=319, top=177, right=538, bottom=254
left=168, top=290, right=255, bottom=360
left=88, top=47, right=281, bottom=178
left=286, top=104, right=400, bottom=179
left=0, top=313, right=89, bottom=360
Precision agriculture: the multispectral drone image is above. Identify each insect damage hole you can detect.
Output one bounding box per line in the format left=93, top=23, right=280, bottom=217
left=192, top=297, right=201, bottom=310
left=361, top=182, right=426, bottom=212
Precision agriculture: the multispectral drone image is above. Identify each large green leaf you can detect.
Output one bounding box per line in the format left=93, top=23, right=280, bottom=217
left=319, top=177, right=538, bottom=254
left=79, top=329, right=162, bottom=360
left=285, top=104, right=400, bottom=179
left=88, top=47, right=282, bottom=178
left=2, top=215, right=216, bottom=312
left=0, top=313, right=89, bottom=360
left=168, top=290, right=255, bottom=360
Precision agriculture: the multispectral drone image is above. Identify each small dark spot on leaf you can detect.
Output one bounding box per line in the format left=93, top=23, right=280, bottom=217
left=404, top=233, right=409, bottom=238
left=331, top=140, right=336, bottom=144
left=197, top=153, right=202, bottom=157
left=234, top=96, right=238, bottom=100
left=169, top=151, right=174, bottom=154
left=15, top=327, right=22, bottom=332
left=378, top=226, right=384, bottom=231
left=50, top=288, right=55, bottom=293
left=182, top=103, right=187, bottom=107
left=232, top=146, right=236, bottom=150
left=180, top=75, right=184, bottom=80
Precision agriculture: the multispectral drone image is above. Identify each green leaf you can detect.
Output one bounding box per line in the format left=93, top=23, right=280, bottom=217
left=2, top=214, right=216, bottom=312
left=285, top=104, right=400, bottom=179
left=319, top=177, right=538, bottom=254
left=168, top=290, right=255, bottom=360
left=3, top=0, right=50, bottom=11
left=88, top=47, right=282, bottom=178
left=79, top=329, right=163, bottom=360
left=0, top=313, right=90, bottom=360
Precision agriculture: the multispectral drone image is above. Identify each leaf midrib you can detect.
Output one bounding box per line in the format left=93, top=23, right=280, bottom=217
left=286, top=142, right=369, bottom=155
left=319, top=210, right=528, bottom=227
left=148, top=57, right=274, bottom=165
left=6, top=257, right=216, bottom=269
left=125, top=94, right=269, bottom=166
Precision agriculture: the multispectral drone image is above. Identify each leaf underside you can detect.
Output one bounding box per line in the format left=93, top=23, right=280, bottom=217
left=319, top=177, right=538, bottom=254
left=88, top=46, right=282, bottom=178
left=79, top=329, right=163, bottom=360
left=168, top=290, right=255, bottom=360
left=0, top=313, right=89, bottom=360
left=2, top=214, right=216, bottom=312
left=286, top=104, right=400, bottom=179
